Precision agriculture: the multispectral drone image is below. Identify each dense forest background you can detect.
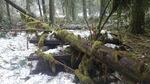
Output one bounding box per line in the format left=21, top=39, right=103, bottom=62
left=0, top=0, right=150, bottom=35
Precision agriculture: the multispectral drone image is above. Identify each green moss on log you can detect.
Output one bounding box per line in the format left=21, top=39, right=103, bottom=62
left=38, top=33, right=47, bottom=48
left=75, top=69, right=93, bottom=84
left=56, top=30, right=92, bottom=55
left=36, top=50, right=56, bottom=73
left=26, top=28, right=37, bottom=33
left=36, top=50, right=55, bottom=62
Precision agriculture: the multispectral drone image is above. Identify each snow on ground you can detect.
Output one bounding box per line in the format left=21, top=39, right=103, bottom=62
left=68, top=30, right=91, bottom=38
left=0, top=32, right=75, bottom=84
left=44, top=45, right=70, bottom=55
left=104, top=43, right=119, bottom=49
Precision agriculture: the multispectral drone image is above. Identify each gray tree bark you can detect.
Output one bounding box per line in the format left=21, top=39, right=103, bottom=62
left=130, top=0, right=145, bottom=34
left=99, top=0, right=105, bottom=17
left=6, top=2, right=11, bottom=28
left=49, top=0, right=55, bottom=25
left=82, top=0, right=87, bottom=19
left=42, top=0, right=48, bottom=22
left=26, top=0, right=31, bottom=13
left=37, top=0, right=42, bottom=17
left=0, top=0, right=4, bottom=23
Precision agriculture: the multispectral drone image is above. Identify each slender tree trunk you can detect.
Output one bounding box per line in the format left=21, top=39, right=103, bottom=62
left=82, top=0, right=87, bottom=19
left=37, top=0, right=42, bottom=17
left=49, top=0, right=55, bottom=25
left=130, top=0, right=145, bottom=34
left=0, top=0, right=4, bottom=23
left=6, top=2, right=11, bottom=28
left=65, top=0, right=70, bottom=21
left=42, top=0, right=48, bottom=22
left=99, top=0, right=105, bottom=17
left=71, top=0, right=76, bottom=21
left=88, top=0, right=92, bottom=17
left=26, top=0, right=31, bottom=13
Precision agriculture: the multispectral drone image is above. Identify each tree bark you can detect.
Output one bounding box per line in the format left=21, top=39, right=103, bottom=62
left=64, top=0, right=71, bottom=21
left=88, top=0, right=92, bottom=16
left=99, top=0, right=105, bottom=17
left=82, top=0, right=87, bottom=19
left=71, top=0, right=76, bottom=21
left=37, top=0, right=42, bottom=17
left=42, top=0, right=48, bottom=22
left=26, top=0, right=31, bottom=13
left=6, top=2, right=11, bottom=28
left=55, top=30, right=150, bottom=82
left=4, top=0, right=36, bottom=18
left=49, top=0, right=55, bottom=25
left=0, top=0, right=4, bottom=23
left=130, top=0, right=145, bottom=34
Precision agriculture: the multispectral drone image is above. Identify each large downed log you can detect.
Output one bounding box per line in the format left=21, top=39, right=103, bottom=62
left=56, top=30, right=150, bottom=82
left=6, top=0, right=150, bottom=82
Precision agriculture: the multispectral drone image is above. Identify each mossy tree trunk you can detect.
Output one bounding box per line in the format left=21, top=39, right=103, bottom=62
left=4, top=0, right=36, bottom=18
left=130, top=0, right=145, bottom=34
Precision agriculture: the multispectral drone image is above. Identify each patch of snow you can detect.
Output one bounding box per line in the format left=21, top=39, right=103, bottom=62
left=100, top=30, right=113, bottom=39
left=46, top=32, right=56, bottom=40
left=44, top=45, right=70, bottom=54
left=68, top=30, right=90, bottom=38
left=107, top=32, right=113, bottom=39
left=100, top=30, right=107, bottom=34
left=104, top=43, right=119, bottom=49
left=0, top=33, right=75, bottom=84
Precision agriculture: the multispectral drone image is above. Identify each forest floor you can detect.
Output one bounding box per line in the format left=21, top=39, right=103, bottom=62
left=122, top=33, right=150, bottom=63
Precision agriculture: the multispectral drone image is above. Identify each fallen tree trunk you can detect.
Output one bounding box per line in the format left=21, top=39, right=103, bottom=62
left=4, top=0, right=36, bottom=18
left=6, top=0, right=150, bottom=82
left=56, top=30, right=150, bottom=82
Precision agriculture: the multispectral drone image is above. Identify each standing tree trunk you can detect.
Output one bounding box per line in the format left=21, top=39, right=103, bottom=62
left=26, top=0, right=31, bottom=13
left=82, top=0, right=87, bottom=20
left=0, top=0, right=4, bottom=23
left=49, top=0, right=55, bottom=25
left=64, top=0, right=71, bottom=21
left=99, top=0, right=105, bottom=17
left=42, top=0, right=48, bottom=22
left=130, top=0, right=145, bottom=34
left=88, top=0, right=92, bottom=17
left=6, top=2, right=11, bottom=28
left=37, top=0, right=42, bottom=17
left=71, top=0, right=76, bottom=21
